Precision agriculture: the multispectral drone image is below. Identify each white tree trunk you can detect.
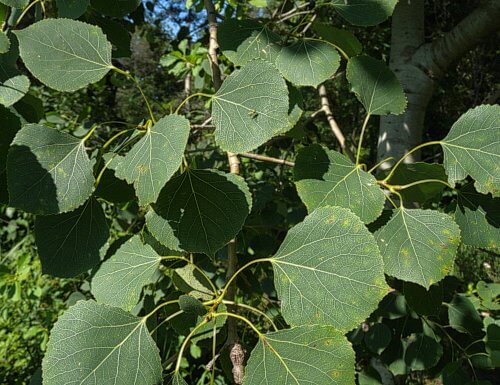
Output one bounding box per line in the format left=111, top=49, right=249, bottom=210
left=378, top=0, right=500, bottom=167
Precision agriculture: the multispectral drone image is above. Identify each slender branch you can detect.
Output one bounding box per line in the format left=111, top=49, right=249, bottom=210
left=356, top=113, right=371, bottom=165
left=318, top=85, right=354, bottom=161
left=239, top=152, right=295, bottom=167
left=204, top=2, right=243, bottom=382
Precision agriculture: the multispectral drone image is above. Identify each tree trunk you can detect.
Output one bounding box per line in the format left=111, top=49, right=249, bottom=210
left=378, top=0, right=500, bottom=168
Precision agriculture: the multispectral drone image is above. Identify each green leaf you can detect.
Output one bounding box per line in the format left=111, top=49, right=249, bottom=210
left=0, top=0, right=28, bottom=8
left=455, top=184, right=499, bottom=249
left=376, top=208, right=460, bottom=288
left=94, top=167, right=136, bottom=203
left=178, top=295, right=206, bottom=316
left=212, top=59, right=289, bottom=153
left=7, top=124, right=95, bottom=214
left=243, top=326, right=355, bottom=385
left=173, top=264, right=214, bottom=301
left=287, top=83, right=303, bottom=129
left=172, top=373, right=188, bottom=385
left=0, top=30, right=10, bottom=53
left=35, top=198, right=109, bottom=277
left=56, top=0, right=89, bottom=18
left=313, top=22, right=362, bottom=57
left=275, top=40, right=340, bottom=87
left=365, top=323, right=392, bottom=354
left=15, top=19, right=113, bottom=91
left=218, top=19, right=281, bottom=66
left=346, top=55, right=407, bottom=115
left=146, top=169, right=252, bottom=255
left=90, top=0, right=141, bottom=17
left=114, top=114, right=190, bottom=205
left=477, top=281, right=500, bottom=311
left=403, top=281, right=443, bottom=316
left=405, top=334, right=443, bottom=370
left=271, top=206, right=388, bottom=331
left=0, top=32, right=19, bottom=82
left=383, top=163, right=448, bottom=203
left=42, top=300, right=162, bottom=385
left=294, top=145, right=385, bottom=223
left=331, top=0, right=398, bottom=26
left=0, top=105, right=20, bottom=202
left=97, top=18, right=132, bottom=58
left=13, top=93, right=44, bottom=123
left=448, top=295, right=483, bottom=335
left=441, top=105, right=500, bottom=197
left=0, top=74, right=29, bottom=106
left=92, top=235, right=162, bottom=310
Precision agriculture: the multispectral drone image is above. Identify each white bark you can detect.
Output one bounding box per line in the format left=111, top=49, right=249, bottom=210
left=378, top=0, right=500, bottom=167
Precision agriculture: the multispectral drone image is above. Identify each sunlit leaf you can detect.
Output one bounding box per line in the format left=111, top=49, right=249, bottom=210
left=35, top=198, right=109, bottom=277
left=441, top=105, right=500, bottom=197
left=92, top=235, right=162, bottom=310
left=42, top=300, right=162, bottom=385
left=0, top=74, right=29, bottom=106
left=218, top=19, right=281, bottom=66
left=7, top=124, right=95, bottom=214
left=275, top=40, right=340, bottom=87
left=15, top=19, right=112, bottom=91
left=212, top=59, right=289, bottom=153
left=243, top=326, right=355, bottom=385
left=346, top=55, right=406, bottom=115
left=331, top=0, right=398, bottom=26
left=173, top=264, right=214, bottom=301
left=271, top=206, right=388, bottom=331
left=376, top=208, right=460, bottom=288
left=455, top=183, right=499, bottom=249
left=146, top=169, right=251, bottom=255
left=114, top=114, right=190, bottom=205
left=295, top=145, right=385, bottom=223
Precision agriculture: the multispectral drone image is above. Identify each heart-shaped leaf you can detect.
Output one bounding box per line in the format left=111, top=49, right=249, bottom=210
left=92, top=235, right=162, bottom=310
left=346, top=55, right=406, bottom=115
left=295, top=145, right=385, bottom=223
left=243, top=326, right=355, bottom=385
left=275, top=40, right=340, bottom=87
left=35, top=198, right=109, bottom=277
left=7, top=124, right=95, bottom=214
left=15, top=19, right=112, bottom=91
left=376, top=208, right=460, bottom=288
left=114, top=114, right=190, bottom=205
left=271, top=206, right=388, bottom=331
left=212, top=59, right=289, bottom=153
left=441, top=104, right=500, bottom=197
left=42, top=300, right=162, bottom=385
left=146, top=169, right=252, bottom=255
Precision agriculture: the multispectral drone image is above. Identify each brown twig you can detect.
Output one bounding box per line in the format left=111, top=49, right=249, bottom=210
left=204, top=1, right=244, bottom=383
left=318, top=84, right=355, bottom=161
left=239, top=152, right=295, bottom=167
